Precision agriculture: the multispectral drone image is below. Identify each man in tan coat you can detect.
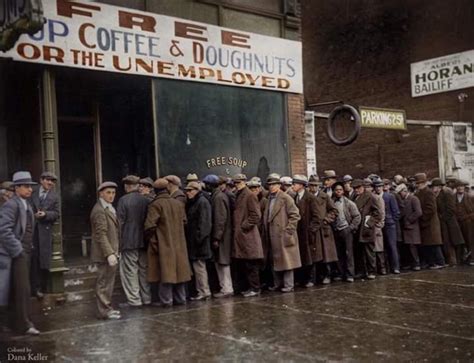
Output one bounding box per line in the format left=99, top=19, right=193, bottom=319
left=90, top=182, right=121, bottom=320
left=144, top=179, right=192, bottom=307
left=263, top=173, right=301, bottom=292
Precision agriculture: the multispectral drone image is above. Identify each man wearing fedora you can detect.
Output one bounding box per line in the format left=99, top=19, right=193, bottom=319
left=30, top=171, right=60, bottom=299
left=291, top=174, right=319, bottom=287
left=414, top=173, right=445, bottom=269
left=0, top=171, right=40, bottom=335
left=117, top=175, right=151, bottom=308
left=431, top=178, right=465, bottom=265
left=90, top=181, right=121, bottom=320
left=263, top=173, right=301, bottom=292
left=0, top=181, right=14, bottom=208
left=322, top=170, right=337, bottom=198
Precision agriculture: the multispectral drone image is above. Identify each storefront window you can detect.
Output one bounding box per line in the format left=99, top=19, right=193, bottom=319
left=154, top=79, right=289, bottom=181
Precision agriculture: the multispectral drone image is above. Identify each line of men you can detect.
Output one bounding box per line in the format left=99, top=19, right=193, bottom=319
left=88, top=170, right=474, bottom=321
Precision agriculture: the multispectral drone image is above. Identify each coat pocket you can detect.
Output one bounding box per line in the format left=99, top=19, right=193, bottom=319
left=284, top=232, right=295, bottom=247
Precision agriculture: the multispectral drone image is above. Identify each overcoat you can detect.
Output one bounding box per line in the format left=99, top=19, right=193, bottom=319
left=90, top=201, right=120, bottom=263
left=144, top=192, right=191, bottom=283
left=232, top=187, right=263, bottom=259
left=373, top=193, right=385, bottom=252
left=0, top=196, right=34, bottom=306
left=30, top=188, right=59, bottom=270
left=455, top=194, right=474, bottom=251
left=211, top=188, right=233, bottom=265
left=415, top=187, right=443, bottom=246
left=116, top=190, right=149, bottom=251
left=437, top=188, right=465, bottom=246
left=399, top=194, right=422, bottom=244
left=170, top=189, right=186, bottom=204
left=294, top=190, right=319, bottom=266
left=313, top=191, right=338, bottom=262
left=354, top=191, right=383, bottom=243
left=185, top=191, right=212, bottom=260
left=263, top=190, right=301, bottom=271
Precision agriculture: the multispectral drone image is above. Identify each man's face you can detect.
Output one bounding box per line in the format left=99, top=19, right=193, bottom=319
left=365, top=185, right=373, bottom=193
left=268, top=183, right=281, bottom=194
left=324, top=178, right=335, bottom=187
left=456, top=186, right=465, bottom=194
left=334, top=185, right=344, bottom=198
left=185, top=189, right=199, bottom=199
left=383, top=184, right=390, bottom=192
left=234, top=181, right=246, bottom=191
left=374, top=186, right=383, bottom=194
left=400, top=190, right=408, bottom=199
left=280, top=184, right=288, bottom=191
left=416, top=182, right=426, bottom=190
left=16, top=185, right=33, bottom=199
left=40, top=178, right=55, bottom=191
left=249, top=186, right=260, bottom=195
left=308, top=185, right=318, bottom=193
left=99, top=188, right=116, bottom=203
left=431, top=186, right=441, bottom=194
left=292, top=183, right=304, bottom=193
left=140, top=184, right=152, bottom=195
left=355, top=186, right=365, bottom=195
left=343, top=182, right=352, bottom=192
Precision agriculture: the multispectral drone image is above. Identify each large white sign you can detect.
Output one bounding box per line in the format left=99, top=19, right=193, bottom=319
left=411, top=49, right=474, bottom=97
left=0, top=0, right=303, bottom=93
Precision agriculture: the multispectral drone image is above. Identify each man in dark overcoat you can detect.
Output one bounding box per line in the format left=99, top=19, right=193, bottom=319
left=29, top=171, right=60, bottom=298
left=203, top=174, right=233, bottom=298
left=232, top=174, right=264, bottom=297
left=454, top=180, right=474, bottom=266
left=144, top=179, right=192, bottom=306
left=414, top=173, right=445, bottom=269
left=291, top=174, right=319, bottom=287
left=0, top=171, right=39, bottom=335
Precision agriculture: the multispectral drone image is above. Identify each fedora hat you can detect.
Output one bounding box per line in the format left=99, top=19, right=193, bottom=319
left=267, top=173, right=282, bottom=185
left=185, top=181, right=202, bottom=191
left=292, top=174, right=308, bottom=186
left=40, top=171, right=58, bottom=181
left=352, top=179, right=364, bottom=188
left=430, top=178, right=445, bottom=187
left=321, top=170, right=337, bottom=180
left=12, top=171, right=37, bottom=186
left=308, top=175, right=321, bottom=186
left=414, top=173, right=428, bottom=184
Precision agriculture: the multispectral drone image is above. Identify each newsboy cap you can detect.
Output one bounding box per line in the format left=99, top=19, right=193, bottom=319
left=97, top=181, right=118, bottom=192
left=395, top=183, right=408, bottom=194
left=343, top=175, right=353, bottom=183
left=122, top=175, right=140, bottom=185
left=267, top=173, right=282, bottom=185
left=393, top=175, right=404, bottom=184
left=202, top=174, right=220, bottom=185
left=308, top=175, right=321, bottom=186
left=0, top=181, right=14, bottom=191
left=12, top=171, right=37, bottom=186
left=280, top=176, right=293, bottom=185
left=351, top=179, right=364, bottom=188
left=139, top=177, right=154, bottom=188
left=186, top=173, right=199, bottom=182
left=414, top=173, right=428, bottom=184
left=153, top=178, right=169, bottom=190
left=292, top=174, right=308, bottom=186
left=372, top=177, right=384, bottom=187
left=247, top=177, right=262, bottom=188
left=232, top=174, right=247, bottom=182
left=165, top=175, right=181, bottom=187
left=185, top=181, right=201, bottom=191
left=322, top=170, right=337, bottom=179
left=363, top=178, right=373, bottom=187
left=430, top=178, right=445, bottom=187
left=40, top=171, right=58, bottom=181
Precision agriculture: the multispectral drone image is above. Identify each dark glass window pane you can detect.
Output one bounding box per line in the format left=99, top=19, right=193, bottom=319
left=154, top=79, right=289, bottom=181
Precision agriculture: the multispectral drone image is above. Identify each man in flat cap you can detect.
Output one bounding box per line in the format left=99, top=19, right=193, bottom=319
left=454, top=180, right=474, bottom=266
left=185, top=181, right=212, bottom=300
left=232, top=174, right=264, bottom=297
left=343, top=175, right=356, bottom=200
left=291, top=174, right=319, bottom=287
left=29, top=171, right=60, bottom=299
left=0, top=181, right=14, bottom=208
left=117, top=175, right=151, bottom=308
left=431, top=178, right=465, bottom=265
left=145, top=179, right=191, bottom=306
left=322, top=170, right=337, bottom=198
left=414, top=173, right=445, bottom=269
left=263, top=173, right=301, bottom=292
left=90, top=181, right=121, bottom=319
left=139, top=177, right=155, bottom=201
left=166, top=175, right=186, bottom=204
left=203, top=175, right=233, bottom=298
left=0, top=171, right=40, bottom=335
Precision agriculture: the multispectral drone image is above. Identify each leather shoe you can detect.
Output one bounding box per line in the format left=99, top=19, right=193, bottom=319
left=25, top=327, right=40, bottom=336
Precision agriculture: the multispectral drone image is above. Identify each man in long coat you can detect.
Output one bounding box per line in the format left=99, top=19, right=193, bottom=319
left=291, top=174, right=319, bottom=287
left=185, top=181, right=212, bottom=300
left=353, top=179, right=383, bottom=279
left=431, top=178, right=465, bottom=265
left=414, top=173, right=445, bottom=269
left=116, top=175, right=151, bottom=307
left=395, top=184, right=423, bottom=270
left=381, top=178, right=401, bottom=274
left=454, top=180, right=474, bottom=266
left=263, top=173, right=301, bottom=292
left=29, top=171, right=60, bottom=298
left=144, top=179, right=192, bottom=306
left=372, top=178, right=387, bottom=275
left=232, top=174, right=264, bottom=297
left=202, top=174, right=233, bottom=298
left=0, top=171, right=39, bottom=335
left=90, top=182, right=121, bottom=320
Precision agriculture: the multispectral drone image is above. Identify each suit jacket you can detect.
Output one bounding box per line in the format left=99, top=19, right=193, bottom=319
left=30, top=188, right=60, bottom=269
left=0, top=196, right=35, bottom=305
left=117, top=191, right=149, bottom=251
left=90, top=201, right=120, bottom=263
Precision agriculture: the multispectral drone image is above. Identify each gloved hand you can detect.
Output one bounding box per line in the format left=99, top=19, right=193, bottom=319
left=107, top=254, right=118, bottom=266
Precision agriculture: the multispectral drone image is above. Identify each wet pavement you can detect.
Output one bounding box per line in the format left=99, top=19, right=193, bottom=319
left=1, top=267, right=473, bottom=362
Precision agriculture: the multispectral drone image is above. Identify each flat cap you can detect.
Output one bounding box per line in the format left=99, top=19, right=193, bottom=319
left=395, top=183, right=408, bottom=194
left=165, top=175, right=181, bottom=187
left=308, top=175, right=321, bottom=186
left=267, top=173, right=281, bottom=185
left=122, top=175, right=140, bottom=184
left=247, top=177, right=262, bottom=188
left=322, top=170, right=337, bottom=179
left=202, top=174, right=220, bottom=185
left=232, top=174, right=247, bottom=182
left=41, top=171, right=58, bottom=180
left=139, top=177, right=154, bottom=187
left=430, top=178, right=445, bottom=187
left=186, top=173, right=199, bottom=182
left=343, top=175, right=353, bottom=182
left=393, top=175, right=404, bottom=184
left=153, top=178, right=169, bottom=190
left=363, top=178, right=373, bottom=187
left=292, top=174, right=308, bottom=186
left=352, top=179, right=364, bottom=188
left=280, top=176, right=293, bottom=185
left=97, top=181, right=118, bottom=192
left=185, top=181, right=201, bottom=191
left=0, top=181, right=14, bottom=191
